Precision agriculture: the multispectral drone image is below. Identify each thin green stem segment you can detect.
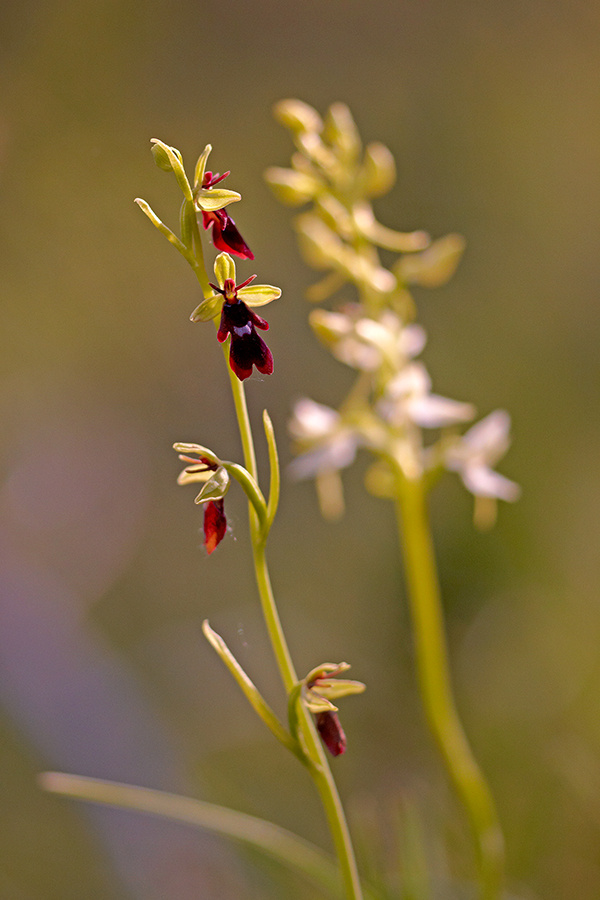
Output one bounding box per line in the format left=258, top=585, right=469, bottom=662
left=395, top=473, right=504, bottom=900
left=226, top=366, right=363, bottom=900
left=252, top=539, right=363, bottom=900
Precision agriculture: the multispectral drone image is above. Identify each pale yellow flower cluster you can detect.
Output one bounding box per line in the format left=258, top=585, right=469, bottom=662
left=267, top=101, right=518, bottom=525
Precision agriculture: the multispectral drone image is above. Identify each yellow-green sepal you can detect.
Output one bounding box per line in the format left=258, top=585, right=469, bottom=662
left=194, top=144, right=212, bottom=188
left=359, top=141, right=397, bottom=197
left=190, top=293, right=223, bottom=322
left=193, top=467, right=230, bottom=504
left=237, top=284, right=281, bottom=307
left=195, top=188, right=241, bottom=212
left=214, top=252, right=236, bottom=287
left=301, top=662, right=366, bottom=714
left=273, top=99, right=323, bottom=134
left=151, top=139, right=183, bottom=172
left=174, top=443, right=221, bottom=468
left=323, top=102, right=361, bottom=165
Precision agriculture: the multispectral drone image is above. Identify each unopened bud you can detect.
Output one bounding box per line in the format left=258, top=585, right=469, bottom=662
left=396, top=234, right=466, bottom=288
left=274, top=99, right=323, bottom=134
left=324, top=102, right=361, bottom=164
left=361, top=141, right=397, bottom=197
left=264, top=167, right=321, bottom=206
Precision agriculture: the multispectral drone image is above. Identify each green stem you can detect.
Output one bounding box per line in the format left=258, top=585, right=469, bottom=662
left=185, top=191, right=362, bottom=900
left=188, top=201, right=212, bottom=296
left=252, top=540, right=297, bottom=691
left=395, top=473, right=504, bottom=900
left=227, top=365, right=258, bottom=483
left=252, top=538, right=363, bottom=900
left=227, top=369, right=363, bottom=900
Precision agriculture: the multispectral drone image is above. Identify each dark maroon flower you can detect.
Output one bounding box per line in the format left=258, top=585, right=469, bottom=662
left=175, top=448, right=230, bottom=553
left=211, top=277, right=274, bottom=381
left=302, top=663, right=364, bottom=756
left=200, top=170, right=254, bottom=260
left=202, top=208, right=254, bottom=260
left=203, top=498, right=227, bottom=554
left=315, top=710, right=347, bottom=757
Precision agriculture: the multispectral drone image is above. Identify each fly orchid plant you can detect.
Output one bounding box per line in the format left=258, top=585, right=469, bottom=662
left=42, top=135, right=367, bottom=900
left=40, top=106, right=519, bottom=900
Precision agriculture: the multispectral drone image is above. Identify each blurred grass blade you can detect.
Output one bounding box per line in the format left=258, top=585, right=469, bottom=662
left=40, top=772, right=345, bottom=899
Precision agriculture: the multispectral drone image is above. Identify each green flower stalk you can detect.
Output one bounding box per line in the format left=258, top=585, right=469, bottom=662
left=268, top=99, right=520, bottom=900
left=139, top=139, right=366, bottom=900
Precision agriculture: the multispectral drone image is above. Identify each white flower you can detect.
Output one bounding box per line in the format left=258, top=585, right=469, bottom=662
left=445, top=410, right=520, bottom=501
left=378, top=362, right=476, bottom=429
left=288, top=398, right=360, bottom=478
left=310, top=308, right=426, bottom=373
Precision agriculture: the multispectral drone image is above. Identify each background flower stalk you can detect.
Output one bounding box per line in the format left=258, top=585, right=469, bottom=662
left=269, top=99, right=520, bottom=900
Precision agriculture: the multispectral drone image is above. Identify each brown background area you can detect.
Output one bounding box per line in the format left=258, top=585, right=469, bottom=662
left=1, top=1, right=600, bottom=897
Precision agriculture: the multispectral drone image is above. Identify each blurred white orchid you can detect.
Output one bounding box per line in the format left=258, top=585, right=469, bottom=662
left=288, top=398, right=360, bottom=479
left=310, top=308, right=426, bottom=373
left=288, top=398, right=365, bottom=519
left=445, top=410, right=520, bottom=502
left=378, top=362, right=476, bottom=430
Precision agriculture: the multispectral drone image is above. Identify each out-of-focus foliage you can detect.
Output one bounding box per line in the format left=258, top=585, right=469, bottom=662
left=1, top=1, right=600, bottom=898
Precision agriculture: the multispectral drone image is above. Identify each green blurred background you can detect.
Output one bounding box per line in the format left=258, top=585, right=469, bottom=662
left=1, top=0, right=600, bottom=897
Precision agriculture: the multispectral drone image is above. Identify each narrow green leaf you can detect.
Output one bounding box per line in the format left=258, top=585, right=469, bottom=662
left=39, top=772, right=349, bottom=900
left=202, top=621, right=301, bottom=758
left=135, top=198, right=189, bottom=254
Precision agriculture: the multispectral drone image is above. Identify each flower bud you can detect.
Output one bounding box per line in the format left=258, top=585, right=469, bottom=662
left=395, top=234, right=466, bottom=288
left=151, top=141, right=178, bottom=171
left=150, top=139, right=192, bottom=200
left=324, top=102, right=361, bottom=165
left=264, top=167, right=321, bottom=206
left=360, top=141, right=397, bottom=197
left=273, top=99, right=323, bottom=134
